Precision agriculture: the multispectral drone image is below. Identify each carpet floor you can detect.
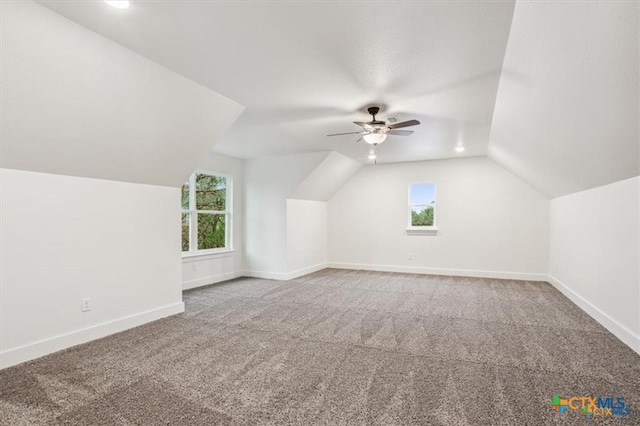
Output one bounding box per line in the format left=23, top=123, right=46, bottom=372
left=1, top=269, right=639, bottom=425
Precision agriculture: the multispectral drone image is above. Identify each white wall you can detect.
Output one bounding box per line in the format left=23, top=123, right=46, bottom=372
left=549, top=177, right=639, bottom=354
left=0, top=1, right=242, bottom=369
left=286, top=200, right=328, bottom=275
left=244, top=152, right=329, bottom=276
left=244, top=151, right=363, bottom=278
left=1, top=1, right=243, bottom=187
left=329, top=157, right=549, bottom=279
left=489, top=1, right=638, bottom=198
left=182, top=153, right=245, bottom=289
left=290, top=152, right=362, bottom=201
left=0, top=169, right=184, bottom=368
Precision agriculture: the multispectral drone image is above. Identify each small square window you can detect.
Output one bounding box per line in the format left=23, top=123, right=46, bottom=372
left=409, top=183, right=436, bottom=227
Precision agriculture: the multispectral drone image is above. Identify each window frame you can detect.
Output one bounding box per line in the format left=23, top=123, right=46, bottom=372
left=407, top=182, right=438, bottom=235
left=181, top=170, right=233, bottom=257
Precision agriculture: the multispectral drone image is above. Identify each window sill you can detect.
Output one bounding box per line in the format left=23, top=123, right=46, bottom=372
left=406, top=227, right=438, bottom=236
left=182, top=250, right=235, bottom=262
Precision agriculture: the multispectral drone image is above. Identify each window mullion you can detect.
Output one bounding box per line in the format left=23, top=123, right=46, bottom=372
left=227, top=178, right=232, bottom=250
left=189, top=174, right=197, bottom=252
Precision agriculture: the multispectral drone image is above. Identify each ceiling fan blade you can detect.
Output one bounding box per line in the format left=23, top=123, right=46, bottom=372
left=388, top=130, right=413, bottom=136
left=326, top=131, right=367, bottom=137
left=353, top=121, right=372, bottom=129
left=388, top=119, right=420, bottom=130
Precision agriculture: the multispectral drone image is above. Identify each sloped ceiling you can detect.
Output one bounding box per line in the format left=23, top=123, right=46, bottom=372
left=488, top=1, right=639, bottom=198
left=14, top=1, right=640, bottom=197
left=289, top=152, right=362, bottom=202
left=36, top=0, right=515, bottom=164
left=1, top=1, right=244, bottom=187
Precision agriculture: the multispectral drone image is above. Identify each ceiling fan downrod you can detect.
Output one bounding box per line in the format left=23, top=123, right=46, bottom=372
left=368, top=106, right=380, bottom=121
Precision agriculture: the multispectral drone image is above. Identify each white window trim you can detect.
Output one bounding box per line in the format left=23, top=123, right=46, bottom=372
left=182, top=250, right=235, bottom=262
left=406, top=227, right=438, bottom=236
left=182, top=170, right=233, bottom=257
left=407, top=182, right=438, bottom=236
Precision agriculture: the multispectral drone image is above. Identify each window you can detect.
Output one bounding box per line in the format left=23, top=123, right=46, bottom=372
left=409, top=183, right=436, bottom=228
left=181, top=172, right=232, bottom=255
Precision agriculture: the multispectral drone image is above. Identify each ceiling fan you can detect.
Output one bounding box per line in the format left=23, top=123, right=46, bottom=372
left=326, top=106, right=420, bottom=145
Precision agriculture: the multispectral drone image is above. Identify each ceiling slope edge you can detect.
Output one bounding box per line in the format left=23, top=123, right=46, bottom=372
left=289, top=151, right=363, bottom=202
left=1, top=1, right=245, bottom=188
left=487, top=0, right=639, bottom=199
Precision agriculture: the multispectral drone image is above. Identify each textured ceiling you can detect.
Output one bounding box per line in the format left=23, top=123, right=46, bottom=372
left=2, top=1, right=243, bottom=187
left=31, top=0, right=640, bottom=197
left=36, top=0, right=516, bottom=164
left=489, top=1, right=638, bottom=198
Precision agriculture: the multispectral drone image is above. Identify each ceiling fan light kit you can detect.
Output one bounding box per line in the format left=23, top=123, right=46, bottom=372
left=327, top=106, right=421, bottom=160
left=363, top=132, right=387, bottom=145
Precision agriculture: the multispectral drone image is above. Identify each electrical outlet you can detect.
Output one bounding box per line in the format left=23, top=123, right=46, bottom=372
left=408, top=253, right=413, bottom=261
left=81, top=297, right=92, bottom=312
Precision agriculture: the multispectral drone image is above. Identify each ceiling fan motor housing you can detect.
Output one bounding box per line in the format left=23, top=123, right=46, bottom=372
left=367, top=106, right=386, bottom=128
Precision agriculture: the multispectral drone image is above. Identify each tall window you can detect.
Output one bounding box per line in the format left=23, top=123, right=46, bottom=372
left=182, top=172, right=231, bottom=254
left=409, top=183, right=436, bottom=227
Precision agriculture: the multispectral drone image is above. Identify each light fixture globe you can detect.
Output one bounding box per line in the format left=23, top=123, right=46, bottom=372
left=363, top=132, right=387, bottom=145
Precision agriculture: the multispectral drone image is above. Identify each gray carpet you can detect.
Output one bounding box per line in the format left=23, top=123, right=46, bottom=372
left=1, top=269, right=639, bottom=425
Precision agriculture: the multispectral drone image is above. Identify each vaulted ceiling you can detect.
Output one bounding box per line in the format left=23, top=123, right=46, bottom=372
left=36, top=0, right=516, bottom=164
left=2, top=1, right=244, bottom=187
left=34, top=0, right=639, bottom=197
left=490, top=1, right=638, bottom=198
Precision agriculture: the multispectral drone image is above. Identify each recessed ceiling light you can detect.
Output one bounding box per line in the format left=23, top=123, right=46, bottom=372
left=455, top=146, right=465, bottom=153
left=105, top=0, right=129, bottom=9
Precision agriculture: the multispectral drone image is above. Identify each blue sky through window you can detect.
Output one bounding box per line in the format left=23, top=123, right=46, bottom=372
left=410, top=183, right=435, bottom=206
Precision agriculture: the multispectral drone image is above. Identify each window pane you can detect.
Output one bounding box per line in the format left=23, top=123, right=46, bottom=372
left=197, top=213, right=226, bottom=250
left=181, top=213, right=190, bottom=251
left=410, top=183, right=435, bottom=205
left=181, top=181, right=190, bottom=210
left=410, top=183, right=435, bottom=227
left=411, top=205, right=434, bottom=226
left=196, top=174, right=226, bottom=211
left=411, top=204, right=434, bottom=226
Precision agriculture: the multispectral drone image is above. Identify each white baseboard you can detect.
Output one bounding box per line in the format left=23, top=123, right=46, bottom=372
left=244, top=263, right=328, bottom=281
left=242, top=269, right=289, bottom=280
left=182, top=270, right=243, bottom=290
left=284, top=263, right=328, bottom=280
left=243, top=263, right=546, bottom=282
left=547, top=275, right=640, bottom=356
left=0, top=302, right=185, bottom=370
left=327, top=262, right=548, bottom=281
